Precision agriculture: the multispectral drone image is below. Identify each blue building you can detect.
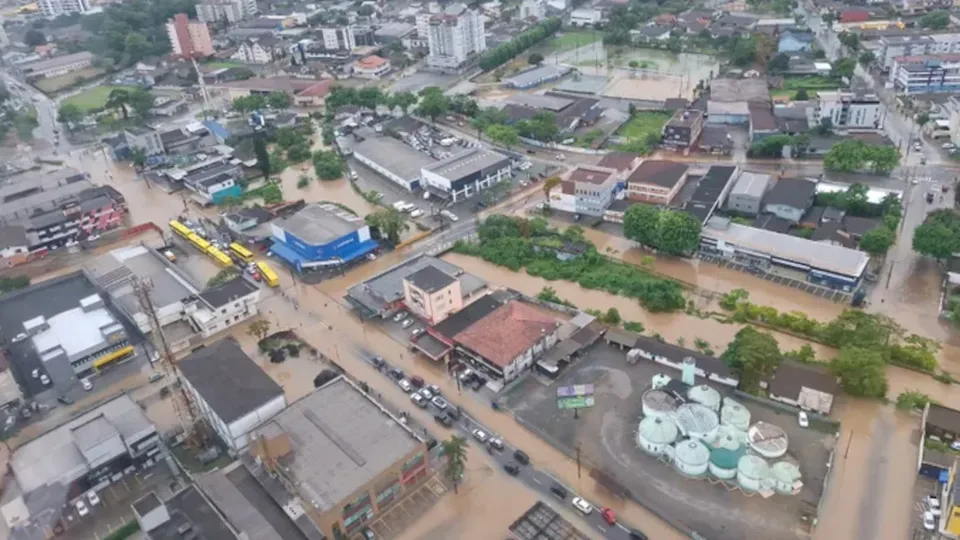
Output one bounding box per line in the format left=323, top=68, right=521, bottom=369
left=269, top=203, right=378, bottom=272
left=777, top=31, right=815, bottom=53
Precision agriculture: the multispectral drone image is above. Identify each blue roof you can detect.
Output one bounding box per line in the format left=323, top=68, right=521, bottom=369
left=268, top=240, right=307, bottom=267
left=203, top=120, right=230, bottom=140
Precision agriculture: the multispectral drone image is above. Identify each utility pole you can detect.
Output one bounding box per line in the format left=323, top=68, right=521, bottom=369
left=576, top=444, right=582, bottom=479
left=191, top=57, right=211, bottom=120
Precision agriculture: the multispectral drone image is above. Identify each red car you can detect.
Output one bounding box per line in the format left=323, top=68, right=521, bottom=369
left=600, top=508, right=616, bottom=525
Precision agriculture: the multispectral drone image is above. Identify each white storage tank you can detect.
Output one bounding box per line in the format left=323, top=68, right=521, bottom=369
left=673, top=439, right=710, bottom=477
left=651, top=373, right=671, bottom=390
left=747, top=422, right=789, bottom=459
left=642, top=389, right=679, bottom=419
left=636, top=416, right=679, bottom=456
left=720, top=397, right=751, bottom=431
left=708, top=446, right=744, bottom=480
left=710, top=425, right=747, bottom=450
left=674, top=403, right=719, bottom=444
left=688, top=384, right=721, bottom=411
left=770, top=461, right=803, bottom=495
left=737, top=454, right=770, bottom=492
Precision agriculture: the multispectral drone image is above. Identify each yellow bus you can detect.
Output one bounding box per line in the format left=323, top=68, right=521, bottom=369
left=206, top=247, right=234, bottom=267
left=93, top=344, right=135, bottom=370
left=187, top=233, right=210, bottom=251
left=169, top=220, right=192, bottom=238
left=229, top=242, right=254, bottom=263
left=256, top=261, right=280, bottom=287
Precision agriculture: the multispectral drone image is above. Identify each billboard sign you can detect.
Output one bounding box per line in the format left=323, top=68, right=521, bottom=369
left=557, top=384, right=595, bottom=410
left=557, top=384, right=594, bottom=398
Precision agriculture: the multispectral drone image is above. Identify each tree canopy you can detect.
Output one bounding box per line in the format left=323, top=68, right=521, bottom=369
left=823, top=140, right=900, bottom=174
left=721, top=326, right=782, bottom=394
left=623, top=205, right=701, bottom=255
left=75, top=0, right=198, bottom=66
left=913, top=209, right=960, bottom=260
left=311, top=150, right=343, bottom=180
left=921, top=10, right=949, bottom=30
left=859, top=226, right=895, bottom=255
left=415, top=87, right=449, bottom=121
left=831, top=346, right=888, bottom=398
left=831, top=57, right=856, bottom=79
left=478, top=18, right=561, bottom=71
left=365, top=208, right=409, bottom=245
left=486, top=124, right=520, bottom=149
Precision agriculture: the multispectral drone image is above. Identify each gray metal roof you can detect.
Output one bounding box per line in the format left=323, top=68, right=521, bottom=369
left=730, top=171, right=772, bottom=199
left=277, top=203, right=365, bottom=245
left=253, top=377, right=423, bottom=512
left=346, top=255, right=485, bottom=314
left=352, top=136, right=435, bottom=182
left=406, top=265, right=456, bottom=293
left=422, top=147, right=511, bottom=183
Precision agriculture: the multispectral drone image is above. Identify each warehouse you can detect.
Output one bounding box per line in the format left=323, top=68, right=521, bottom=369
left=352, top=136, right=435, bottom=191
left=420, top=147, right=512, bottom=202
left=270, top=203, right=378, bottom=271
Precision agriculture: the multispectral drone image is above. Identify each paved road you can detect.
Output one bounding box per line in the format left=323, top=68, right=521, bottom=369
left=0, top=69, right=65, bottom=151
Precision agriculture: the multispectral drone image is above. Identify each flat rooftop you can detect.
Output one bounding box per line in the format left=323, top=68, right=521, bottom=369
left=346, top=255, right=485, bottom=315
left=252, top=377, right=423, bottom=512
left=18, top=51, right=92, bottom=73
left=147, top=486, right=236, bottom=540
left=277, top=203, right=366, bottom=246
left=567, top=166, right=617, bottom=186
left=29, top=294, right=123, bottom=361
left=703, top=218, right=870, bottom=278
left=352, top=136, right=435, bottom=181
left=505, top=90, right=574, bottom=110
left=85, top=244, right=200, bottom=317
left=422, top=147, right=510, bottom=183
left=11, top=394, right=153, bottom=493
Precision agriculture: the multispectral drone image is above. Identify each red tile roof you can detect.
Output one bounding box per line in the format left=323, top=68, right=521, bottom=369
left=454, top=301, right=558, bottom=368
left=356, top=55, right=387, bottom=68
left=838, top=10, right=870, bottom=23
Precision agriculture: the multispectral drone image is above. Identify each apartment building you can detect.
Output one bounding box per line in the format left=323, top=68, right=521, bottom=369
left=627, top=160, right=690, bottom=205
left=195, top=0, right=257, bottom=23
left=878, top=34, right=960, bottom=70
left=37, top=0, right=89, bottom=19
left=521, top=0, right=546, bottom=19
left=427, top=3, right=486, bottom=70
left=814, top=90, right=886, bottom=130
left=166, top=13, right=214, bottom=59
left=549, top=165, right=622, bottom=217
left=891, top=53, right=960, bottom=94
left=231, top=37, right=277, bottom=64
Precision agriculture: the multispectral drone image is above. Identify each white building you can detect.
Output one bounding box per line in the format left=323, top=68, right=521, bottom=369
left=352, top=55, right=391, bottom=79
left=891, top=53, right=960, bottom=95
left=195, top=0, right=257, bottom=23
left=569, top=8, right=603, bottom=27
left=420, top=147, right=512, bottom=202
left=944, top=96, right=960, bottom=145
left=520, top=0, right=546, bottom=19
left=37, top=0, right=89, bottom=19
left=177, top=338, right=287, bottom=454
left=814, top=90, right=886, bottom=131
left=320, top=26, right=357, bottom=51
left=426, top=3, right=486, bottom=70
left=877, top=34, right=960, bottom=70
left=231, top=38, right=274, bottom=64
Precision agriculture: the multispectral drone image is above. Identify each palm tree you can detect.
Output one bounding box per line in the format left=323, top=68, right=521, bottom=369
left=105, top=88, right=130, bottom=120
left=440, top=435, right=468, bottom=494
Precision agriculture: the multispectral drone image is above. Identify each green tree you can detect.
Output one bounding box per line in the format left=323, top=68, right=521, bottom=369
left=471, top=115, right=490, bottom=142
left=440, top=435, right=468, bottom=494
left=130, top=147, right=147, bottom=170
left=123, top=31, right=150, bottom=62
left=859, top=226, right=895, bottom=254
left=207, top=267, right=240, bottom=287
left=831, top=57, right=856, bottom=79
left=253, top=136, right=270, bottom=179
left=232, top=94, right=266, bottom=113
left=24, top=29, right=45, bottom=46
left=542, top=175, right=561, bottom=199
left=127, top=87, right=154, bottom=118
left=516, top=111, right=558, bottom=142
left=57, top=103, right=84, bottom=127
left=267, top=91, right=293, bottom=110
left=486, top=124, right=520, bottom=149
left=13, top=112, right=37, bottom=140
left=916, top=112, right=930, bottom=127
left=794, top=88, right=809, bottom=100
left=286, top=143, right=311, bottom=163
left=247, top=319, right=272, bottom=342
left=831, top=346, right=888, bottom=398
left=389, top=91, right=418, bottom=111
left=416, top=87, right=449, bottom=121
left=767, top=52, right=789, bottom=73
left=365, top=207, right=409, bottom=245
left=656, top=209, right=702, bottom=255
left=785, top=343, right=816, bottom=364
left=858, top=51, right=875, bottom=66
left=105, top=88, right=130, bottom=120
left=721, top=326, right=782, bottom=394
left=921, top=10, right=949, bottom=29
left=837, top=31, right=860, bottom=51
left=528, top=52, right=544, bottom=65
left=913, top=209, right=960, bottom=260
left=312, top=150, right=344, bottom=180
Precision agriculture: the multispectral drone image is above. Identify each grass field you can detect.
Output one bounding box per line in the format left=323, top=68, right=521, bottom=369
left=614, top=111, right=672, bottom=154
left=542, top=30, right=601, bottom=53
left=63, top=85, right=136, bottom=113
left=33, top=67, right=106, bottom=93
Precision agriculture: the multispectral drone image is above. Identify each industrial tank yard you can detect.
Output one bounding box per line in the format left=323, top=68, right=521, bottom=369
left=501, top=340, right=838, bottom=540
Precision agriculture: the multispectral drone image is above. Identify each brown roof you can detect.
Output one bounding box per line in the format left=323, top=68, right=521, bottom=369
left=749, top=105, right=777, bottom=131
left=567, top=166, right=616, bottom=185
left=454, top=301, right=558, bottom=368
left=768, top=361, right=838, bottom=399
left=927, top=403, right=960, bottom=434
left=627, top=160, right=689, bottom=189
left=597, top=152, right=640, bottom=172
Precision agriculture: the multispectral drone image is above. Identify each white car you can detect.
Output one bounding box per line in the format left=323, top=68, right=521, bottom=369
left=472, top=428, right=488, bottom=443
left=927, top=495, right=942, bottom=516
left=75, top=500, right=89, bottom=517
left=81, top=378, right=93, bottom=391
left=411, top=328, right=424, bottom=338
left=410, top=209, right=424, bottom=218
left=40, top=374, right=50, bottom=386
left=432, top=396, right=449, bottom=410
left=923, top=510, right=936, bottom=531
left=420, top=388, right=434, bottom=400
left=401, top=318, right=414, bottom=329
left=572, top=497, right=593, bottom=515
left=392, top=311, right=407, bottom=322
left=87, top=491, right=101, bottom=506
left=797, top=411, right=809, bottom=428
left=410, top=393, right=428, bottom=408
left=398, top=379, right=413, bottom=392
left=555, top=154, right=565, bottom=161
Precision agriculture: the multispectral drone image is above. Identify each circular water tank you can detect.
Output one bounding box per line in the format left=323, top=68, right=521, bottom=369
left=636, top=416, right=679, bottom=456
left=651, top=373, right=672, bottom=390
left=710, top=425, right=746, bottom=451
left=673, top=439, right=710, bottom=477
left=720, top=398, right=751, bottom=431
left=642, top=389, right=678, bottom=419
left=737, top=454, right=770, bottom=492
left=747, top=422, right=789, bottom=459
left=770, top=461, right=803, bottom=495
left=674, top=403, right=720, bottom=444
left=709, top=446, right=744, bottom=480
left=688, top=384, right=721, bottom=411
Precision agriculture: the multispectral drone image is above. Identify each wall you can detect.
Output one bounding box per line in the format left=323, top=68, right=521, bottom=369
left=764, top=202, right=804, bottom=223
left=403, top=279, right=462, bottom=324
left=226, top=394, right=287, bottom=452
left=277, top=225, right=370, bottom=262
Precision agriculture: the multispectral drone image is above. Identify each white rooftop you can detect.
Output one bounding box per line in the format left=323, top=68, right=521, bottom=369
left=29, top=296, right=121, bottom=361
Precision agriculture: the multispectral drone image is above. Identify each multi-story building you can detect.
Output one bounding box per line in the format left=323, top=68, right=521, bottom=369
left=195, top=0, right=257, bottom=23
left=174, top=157, right=243, bottom=205
left=549, top=165, right=622, bottom=217
left=270, top=203, right=379, bottom=272
left=725, top=171, right=771, bottom=216
left=662, top=109, right=705, bottom=150
left=426, top=3, right=486, bottom=70
left=420, top=147, right=512, bottom=202
left=166, top=13, right=214, bottom=59
left=123, top=127, right=165, bottom=156
left=320, top=26, right=358, bottom=51
left=879, top=34, right=960, bottom=70
left=16, top=51, right=93, bottom=80
left=626, top=160, right=690, bottom=205
left=814, top=90, right=886, bottom=130
left=891, top=53, right=960, bottom=94
left=245, top=376, right=431, bottom=539
left=520, top=0, right=546, bottom=19
left=37, top=0, right=89, bottom=19
left=231, top=37, right=276, bottom=64
left=402, top=265, right=464, bottom=324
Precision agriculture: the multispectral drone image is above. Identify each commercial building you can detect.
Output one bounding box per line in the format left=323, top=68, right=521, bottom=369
left=170, top=157, right=243, bottom=205
left=683, top=165, right=740, bottom=223
left=352, top=136, right=434, bottom=191
left=725, top=171, right=771, bottom=216
left=16, top=51, right=93, bottom=79
left=166, top=13, right=215, bottom=59
left=246, top=376, right=430, bottom=539
left=502, top=65, right=571, bottom=89
left=549, top=165, right=621, bottom=217
left=700, top=217, right=869, bottom=290
left=765, top=361, right=838, bottom=415
left=878, top=34, right=960, bottom=70
left=420, top=147, right=512, bottom=202
left=196, top=0, right=257, bottom=23
left=346, top=254, right=487, bottom=319
left=662, top=109, right=705, bottom=150
left=748, top=105, right=778, bottom=141
left=707, top=78, right=770, bottom=125
left=426, top=3, right=486, bottom=70
left=891, top=53, right=960, bottom=94
left=123, top=127, right=165, bottom=157
left=352, top=55, right=391, bottom=79
left=133, top=487, right=237, bottom=540
left=37, top=0, right=89, bottom=19
left=210, top=77, right=333, bottom=107
left=763, top=177, right=817, bottom=223
left=178, top=338, right=286, bottom=454
left=570, top=8, right=603, bottom=26
left=270, top=203, right=378, bottom=271
left=11, top=394, right=160, bottom=496
left=626, top=160, right=689, bottom=205
left=403, top=265, right=466, bottom=324
left=814, top=91, right=886, bottom=130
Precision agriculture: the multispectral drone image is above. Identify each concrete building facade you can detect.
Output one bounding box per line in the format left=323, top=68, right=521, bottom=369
left=426, top=3, right=486, bottom=70
left=166, top=13, right=214, bottom=59
left=891, top=53, right=960, bottom=94
left=814, top=90, right=887, bottom=130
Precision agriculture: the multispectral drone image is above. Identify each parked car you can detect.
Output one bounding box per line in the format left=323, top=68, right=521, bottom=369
left=432, top=396, right=449, bottom=410
left=81, top=378, right=92, bottom=391
left=798, top=411, right=809, bottom=428
left=411, top=328, right=424, bottom=337
left=458, top=368, right=475, bottom=382
left=398, top=379, right=413, bottom=392
left=572, top=497, right=593, bottom=515
left=148, top=372, right=164, bottom=383
left=550, top=483, right=568, bottom=499
left=75, top=500, right=89, bottom=517
left=513, top=450, right=530, bottom=465
left=387, top=368, right=404, bottom=381
left=370, top=356, right=386, bottom=369
left=57, top=395, right=74, bottom=405
left=426, top=384, right=441, bottom=396
left=923, top=510, right=936, bottom=531
left=488, top=437, right=504, bottom=451
left=392, top=311, right=407, bottom=322
left=927, top=495, right=941, bottom=517
left=40, top=374, right=50, bottom=386
left=628, top=529, right=649, bottom=540
left=601, top=508, right=616, bottom=525
left=433, top=413, right=453, bottom=427
left=87, top=491, right=101, bottom=506
left=472, top=428, right=488, bottom=443
left=410, top=393, right=428, bottom=408
left=401, top=318, right=414, bottom=329
left=419, top=388, right=433, bottom=400
left=503, top=463, right=520, bottom=476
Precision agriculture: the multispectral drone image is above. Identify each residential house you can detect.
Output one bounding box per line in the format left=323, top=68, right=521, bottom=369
left=123, top=127, right=165, bottom=156
left=569, top=8, right=603, bottom=26
left=635, top=24, right=672, bottom=42
left=765, top=361, right=839, bottom=415
left=697, top=125, right=734, bottom=155
left=748, top=105, right=779, bottom=141
left=231, top=36, right=278, bottom=64
left=662, top=108, right=704, bottom=150
left=596, top=151, right=642, bottom=173
left=725, top=171, right=772, bottom=216
left=763, top=178, right=818, bottom=223
left=626, top=160, right=689, bottom=205
left=777, top=30, right=815, bottom=53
